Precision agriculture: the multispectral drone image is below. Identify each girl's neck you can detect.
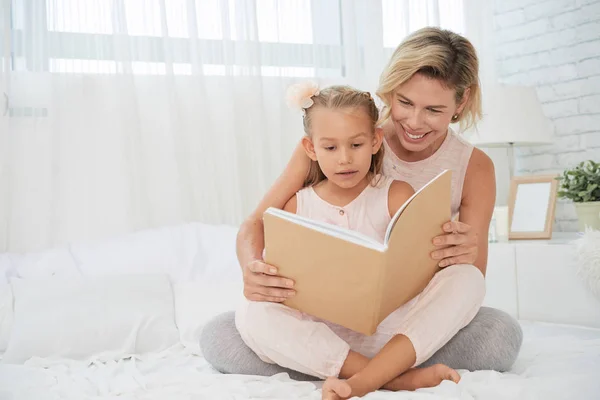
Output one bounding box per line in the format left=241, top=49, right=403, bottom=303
left=313, top=176, right=371, bottom=208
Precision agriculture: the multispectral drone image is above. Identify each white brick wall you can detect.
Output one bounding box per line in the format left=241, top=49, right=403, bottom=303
left=494, top=0, right=600, bottom=232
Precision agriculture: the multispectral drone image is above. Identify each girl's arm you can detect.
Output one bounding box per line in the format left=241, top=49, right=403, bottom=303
left=432, top=148, right=496, bottom=275
left=387, top=180, right=415, bottom=216
left=237, top=141, right=309, bottom=302
left=283, top=195, right=298, bottom=214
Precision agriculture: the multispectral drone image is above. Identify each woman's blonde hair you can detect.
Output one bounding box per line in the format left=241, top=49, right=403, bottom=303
left=376, top=27, right=482, bottom=132
left=302, top=85, right=384, bottom=188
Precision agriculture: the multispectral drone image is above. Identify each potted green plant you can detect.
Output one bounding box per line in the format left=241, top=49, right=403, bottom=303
left=557, top=160, right=600, bottom=231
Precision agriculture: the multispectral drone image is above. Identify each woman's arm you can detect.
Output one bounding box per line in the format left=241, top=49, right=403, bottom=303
left=459, top=149, right=496, bottom=275
left=432, top=149, right=496, bottom=275
left=237, top=141, right=309, bottom=302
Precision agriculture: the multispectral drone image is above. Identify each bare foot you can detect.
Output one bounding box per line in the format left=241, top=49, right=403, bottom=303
left=383, top=364, right=460, bottom=391
left=321, top=377, right=352, bottom=400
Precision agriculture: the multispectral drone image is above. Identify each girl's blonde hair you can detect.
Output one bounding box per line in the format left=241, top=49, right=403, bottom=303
left=301, top=85, right=384, bottom=188
left=376, top=27, right=482, bottom=132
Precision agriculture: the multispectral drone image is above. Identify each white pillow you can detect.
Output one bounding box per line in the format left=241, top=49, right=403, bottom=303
left=3, top=274, right=179, bottom=364
left=0, top=254, right=15, bottom=285
left=69, top=224, right=200, bottom=282
left=0, top=284, right=13, bottom=352
left=173, top=279, right=243, bottom=355
left=3, top=248, right=80, bottom=283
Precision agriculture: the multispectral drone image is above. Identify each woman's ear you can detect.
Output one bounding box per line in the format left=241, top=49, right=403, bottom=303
left=372, top=127, right=384, bottom=154
left=301, top=136, right=318, bottom=161
left=456, top=87, right=471, bottom=115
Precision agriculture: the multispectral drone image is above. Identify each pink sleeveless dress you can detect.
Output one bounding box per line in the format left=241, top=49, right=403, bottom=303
left=382, top=129, right=473, bottom=219
left=295, top=175, right=394, bottom=244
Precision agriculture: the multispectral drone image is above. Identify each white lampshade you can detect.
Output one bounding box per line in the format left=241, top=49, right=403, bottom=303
left=465, top=84, right=554, bottom=147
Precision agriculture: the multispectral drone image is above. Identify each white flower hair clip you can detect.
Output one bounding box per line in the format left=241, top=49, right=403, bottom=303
left=285, top=81, right=320, bottom=112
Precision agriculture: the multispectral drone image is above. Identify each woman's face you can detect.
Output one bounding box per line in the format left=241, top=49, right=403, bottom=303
left=389, top=73, right=465, bottom=155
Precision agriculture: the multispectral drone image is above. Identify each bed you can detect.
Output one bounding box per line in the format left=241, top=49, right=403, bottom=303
left=1, top=223, right=599, bottom=400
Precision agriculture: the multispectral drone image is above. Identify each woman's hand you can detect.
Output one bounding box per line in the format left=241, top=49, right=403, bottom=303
left=431, top=221, right=479, bottom=267
left=243, top=259, right=296, bottom=302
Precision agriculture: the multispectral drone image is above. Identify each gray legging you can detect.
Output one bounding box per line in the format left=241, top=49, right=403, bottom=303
left=200, top=307, right=523, bottom=381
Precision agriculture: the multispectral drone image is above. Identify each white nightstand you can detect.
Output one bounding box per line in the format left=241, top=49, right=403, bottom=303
left=483, top=233, right=600, bottom=328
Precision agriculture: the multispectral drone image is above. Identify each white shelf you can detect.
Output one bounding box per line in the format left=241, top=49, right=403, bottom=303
left=491, top=231, right=582, bottom=245
left=484, top=237, right=600, bottom=329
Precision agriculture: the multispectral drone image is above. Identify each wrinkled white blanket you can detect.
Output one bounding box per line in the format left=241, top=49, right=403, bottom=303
left=1, top=321, right=599, bottom=400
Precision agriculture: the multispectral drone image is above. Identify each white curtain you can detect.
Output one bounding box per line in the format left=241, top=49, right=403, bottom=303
left=0, top=0, right=465, bottom=253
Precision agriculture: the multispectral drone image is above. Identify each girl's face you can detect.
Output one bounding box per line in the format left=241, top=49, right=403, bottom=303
left=389, top=73, right=467, bottom=156
left=303, top=107, right=382, bottom=190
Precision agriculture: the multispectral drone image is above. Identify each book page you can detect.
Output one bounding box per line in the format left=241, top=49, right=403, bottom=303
left=265, top=208, right=384, bottom=251
left=263, top=211, right=385, bottom=335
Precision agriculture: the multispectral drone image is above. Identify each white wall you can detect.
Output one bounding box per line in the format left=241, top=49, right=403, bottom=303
left=464, top=0, right=513, bottom=208
left=493, top=0, right=600, bottom=231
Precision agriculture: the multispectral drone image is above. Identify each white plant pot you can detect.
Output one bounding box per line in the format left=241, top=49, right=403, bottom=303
left=574, top=201, right=600, bottom=231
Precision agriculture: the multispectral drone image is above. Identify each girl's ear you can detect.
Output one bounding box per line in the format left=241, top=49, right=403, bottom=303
left=372, top=127, right=384, bottom=154
left=301, top=136, right=318, bottom=161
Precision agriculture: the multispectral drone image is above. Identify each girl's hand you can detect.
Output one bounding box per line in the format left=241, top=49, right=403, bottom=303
left=431, top=221, right=478, bottom=267
left=243, top=260, right=296, bottom=302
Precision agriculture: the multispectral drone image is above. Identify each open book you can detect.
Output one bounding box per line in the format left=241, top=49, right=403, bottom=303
left=262, top=169, right=452, bottom=335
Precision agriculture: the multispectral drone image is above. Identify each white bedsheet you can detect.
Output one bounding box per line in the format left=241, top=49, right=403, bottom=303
left=1, top=320, right=599, bottom=400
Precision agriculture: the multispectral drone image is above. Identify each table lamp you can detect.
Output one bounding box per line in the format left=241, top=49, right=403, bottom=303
left=465, top=84, right=554, bottom=179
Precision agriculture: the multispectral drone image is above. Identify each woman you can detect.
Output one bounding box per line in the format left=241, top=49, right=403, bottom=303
left=201, top=27, right=523, bottom=382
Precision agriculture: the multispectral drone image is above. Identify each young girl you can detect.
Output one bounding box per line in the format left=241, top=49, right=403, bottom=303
left=236, top=83, right=483, bottom=400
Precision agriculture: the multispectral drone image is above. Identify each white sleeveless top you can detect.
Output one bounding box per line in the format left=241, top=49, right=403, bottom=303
left=296, top=175, right=395, bottom=244
left=382, top=130, right=473, bottom=219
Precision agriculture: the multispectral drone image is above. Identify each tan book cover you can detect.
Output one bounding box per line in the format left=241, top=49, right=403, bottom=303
left=263, top=169, right=452, bottom=335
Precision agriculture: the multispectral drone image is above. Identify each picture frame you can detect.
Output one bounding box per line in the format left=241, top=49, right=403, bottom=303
left=508, top=175, right=559, bottom=240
